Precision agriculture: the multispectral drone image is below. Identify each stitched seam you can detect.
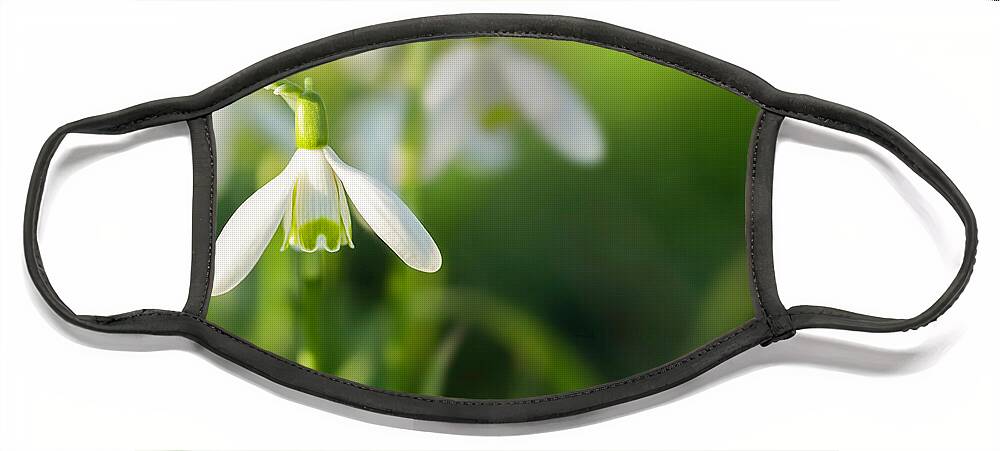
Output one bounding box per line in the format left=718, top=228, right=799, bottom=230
left=104, top=310, right=758, bottom=406
left=748, top=114, right=777, bottom=337
left=198, top=117, right=215, bottom=317
left=788, top=310, right=864, bottom=319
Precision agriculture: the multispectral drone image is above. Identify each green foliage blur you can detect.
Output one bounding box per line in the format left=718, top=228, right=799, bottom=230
left=207, top=38, right=759, bottom=399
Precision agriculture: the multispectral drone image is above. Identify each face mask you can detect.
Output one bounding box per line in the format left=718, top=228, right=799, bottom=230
left=25, top=14, right=977, bottom=424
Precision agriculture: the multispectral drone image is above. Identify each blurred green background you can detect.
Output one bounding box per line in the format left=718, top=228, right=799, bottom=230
left=207, top=38, right=759, bottom=399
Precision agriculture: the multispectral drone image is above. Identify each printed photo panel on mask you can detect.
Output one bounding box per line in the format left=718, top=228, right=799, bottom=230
left=207, top=37, right=760, bottom=399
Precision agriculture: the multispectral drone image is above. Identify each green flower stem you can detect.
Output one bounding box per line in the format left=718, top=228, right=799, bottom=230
left=419, top=324, right=466, bottom=396
left=264, top=77, right=354, bottom=373
left=440, top=289, right=602, bottom=397
left=379, top=43, right=454, bottom=394
left=334, top=308, right=383, bottom=386
left=297, top=246, right=349, bottom=374
left=252, top=157, right=296, bottom=359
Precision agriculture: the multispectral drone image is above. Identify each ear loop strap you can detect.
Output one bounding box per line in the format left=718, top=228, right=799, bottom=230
left=770, top=100, right=978, bottom=333
left=24, top=105, right=211, bottom=334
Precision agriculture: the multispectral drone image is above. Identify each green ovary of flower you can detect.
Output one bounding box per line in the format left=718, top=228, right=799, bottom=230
left=479, top=103, right=517, bottom=131
left=286, top=216, right=350, bottom=252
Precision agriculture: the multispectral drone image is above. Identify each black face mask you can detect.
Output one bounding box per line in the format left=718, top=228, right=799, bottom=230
left=24, top=14, right=977, bottom=424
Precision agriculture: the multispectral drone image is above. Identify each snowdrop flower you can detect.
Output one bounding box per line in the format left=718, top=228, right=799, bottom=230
left=212, top=78, right=441, bottom=296
left=422, top=41, right=604, bottom=178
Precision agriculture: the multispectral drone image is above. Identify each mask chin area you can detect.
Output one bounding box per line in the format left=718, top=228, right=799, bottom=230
left=771, top=119, right=964, bottom=321
left=36, top=123, right=193, bottom=317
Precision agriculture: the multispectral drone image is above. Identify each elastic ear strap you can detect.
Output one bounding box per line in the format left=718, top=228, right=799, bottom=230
left=25, top=123, right=84, bottom=326
left=772, top=99, right=978, bottom=333
left=24, top=111, right=199, bottom=334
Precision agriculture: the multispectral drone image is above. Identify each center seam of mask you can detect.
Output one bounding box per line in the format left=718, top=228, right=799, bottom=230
left=198, top=117, right=216, bottom=317
left=748, top=113, right=777, bottom=337
left=103, top=309, right=758, bottom=407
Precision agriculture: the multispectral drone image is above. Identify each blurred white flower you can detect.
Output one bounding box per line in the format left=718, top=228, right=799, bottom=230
left=213, top=78, right=441, bottom=296
left=422, top=41, right=604, bottom=178
left=341, top=88, right=409, bottom=189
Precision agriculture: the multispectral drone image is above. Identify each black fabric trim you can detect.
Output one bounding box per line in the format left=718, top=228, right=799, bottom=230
left=182, top=117, right=216, bottom=318
left=747, top=111, right=794, bottom=345
left=75, top=309, right=768, bottom=423
left=23, top=13, right=977, bottom=423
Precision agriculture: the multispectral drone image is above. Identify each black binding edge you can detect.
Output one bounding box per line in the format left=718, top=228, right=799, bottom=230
left=23, top=13, right=977, bottom=423
left=747, top=111, right=794, bottom=345
left=182, top=117, right=216, bottom=317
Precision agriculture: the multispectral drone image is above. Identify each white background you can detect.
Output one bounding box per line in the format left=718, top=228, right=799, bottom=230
left=1, top=1, right=997, bottom=449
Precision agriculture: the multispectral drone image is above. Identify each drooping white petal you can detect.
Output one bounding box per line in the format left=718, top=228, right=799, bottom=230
left=279, top=148, right=307, bottom=250
left=323, top=147, right=442, bottom=273
left=492, top=43, right=605, bottom=165
left=212, top=170, right=295, bottom=296
left=334, top=170, right=354, bottom=248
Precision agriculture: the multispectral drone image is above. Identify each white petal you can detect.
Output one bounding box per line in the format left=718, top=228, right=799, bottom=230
left=493, top=44, right=604, bottom=164
left=335, top=171, right=354, bottom=248
left=212, top=170, right=294, bottom=296
left=280, top=190, right=293, bottom=251
left=323, top=147, right=442, bottom=272
left=279, top=153, right=307, bottom=251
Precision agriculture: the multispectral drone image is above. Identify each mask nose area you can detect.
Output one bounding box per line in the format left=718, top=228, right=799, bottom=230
left=771, top=119, right=964, bottom=320
left=36, top=123, right=193, bottom=316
